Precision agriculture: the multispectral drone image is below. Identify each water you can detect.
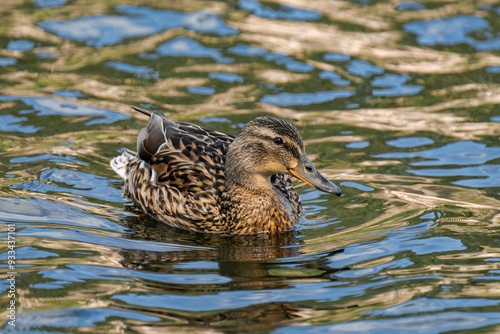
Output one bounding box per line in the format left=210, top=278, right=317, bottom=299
left=1, top=0, right=499, bottom=332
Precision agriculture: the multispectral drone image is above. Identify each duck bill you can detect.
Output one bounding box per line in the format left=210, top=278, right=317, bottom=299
left=288, top=155, right=342, bottom=196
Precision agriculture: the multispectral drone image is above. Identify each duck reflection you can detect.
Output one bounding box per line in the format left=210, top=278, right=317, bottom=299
left=119, top=209, right=347, bottom=274
left=120, top=211, right=302, bottom=275
left=117, top=212, right=349, bottom=331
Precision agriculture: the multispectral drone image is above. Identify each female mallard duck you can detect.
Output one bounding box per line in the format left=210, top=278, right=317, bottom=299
left=111, top=107, right=341, bottom=235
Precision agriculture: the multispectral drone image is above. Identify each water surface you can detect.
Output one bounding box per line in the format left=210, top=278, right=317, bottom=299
left=1, top=0, right=499, bottom=332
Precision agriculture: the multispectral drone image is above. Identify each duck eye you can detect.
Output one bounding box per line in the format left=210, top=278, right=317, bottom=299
left=274, top=137, right=284, bottom=145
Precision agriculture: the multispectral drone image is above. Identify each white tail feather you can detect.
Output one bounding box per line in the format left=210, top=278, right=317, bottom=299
left=110, top=149, right=136, bottom=180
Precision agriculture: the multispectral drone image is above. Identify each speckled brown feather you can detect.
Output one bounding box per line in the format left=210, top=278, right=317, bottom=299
left=112, top=107, right=302, bottom=235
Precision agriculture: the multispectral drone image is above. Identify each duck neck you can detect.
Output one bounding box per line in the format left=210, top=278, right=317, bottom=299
left=224, top=143, right=273, bottom=194
left=221, top=145, right=296, bottom=234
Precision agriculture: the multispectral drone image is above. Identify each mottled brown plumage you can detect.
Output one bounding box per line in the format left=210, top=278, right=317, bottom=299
left=111, top=107, right=341, bottom=235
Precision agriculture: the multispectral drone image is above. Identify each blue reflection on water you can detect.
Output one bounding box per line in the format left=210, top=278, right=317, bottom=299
left=0, top=114, right=42, bottom=133
left=396, top=1, right=426, bottom=11
left=20, top=227, right=211, bottom=252
left=478, top=4, right=494, bottom=11
left=53, top=90, right=86, bottom=99
left=264, top=52, right=314, bottom=72
left=0, top=246, right=58, bottom=260
left=347, top=60, right=384, bottom=78
left=10, top=153, right=86, bottom=165
left=35, top=168, right=124, bottom=202
left=386, top=136, right=434, bottom=148
left=262, top=90, right=355, bottom=106
left=35, top=50, right=59, bottom=59
left=117, top=5, right=238, bottom=36
left=372, top=74, right=423, bottom=97
left=346, top=141, right=370, bottom=149
left=320, top=70, right=351, bottom=86
left=17, top=308, right=159, bottom=329
left=228, top=44, right=268, bottom=56
left=228, top=45, right=313, bottom=72
left=7, top=40, right=35, bottom=52
left=0, top=198, right=126, bottom=231
left=324, top=52, right=351, bottom=62
left=113, top=275, right=439, bottom=312
left=34, top=0, right=66, bottom=8
left=408, top=164, right=500, bottom=188
left=114, top=285, right=332, bottom=312
left=327, top=221, right=465, bottom=268
left=279, top=312, right=500, bottom=334
left=0, top=96, right=129, bottom=125
left=198, top=117, right=231, bottom=123
left=5, top=3, right=499, bottom=332
left=209, top=72, right=243, bottom=83
left=487, top=66, right=500, bottom=73
left=239, top=0, right=322, bottom=21
left=419, top=212, right=439, bottom=219
left=364, top=298, right=500, bottom=316
left=336, top=258, right=412, bottom=278
left=373, top=85, right=423, bottom=96
left=39, top=264, right=230, bottom=287
left=0, top=58, right=17, bottom=66
left=476, top=37, right=500, bottom=51
left=174, top=261, right=219, bottom=269
left=405, top=15, right=500, bottom=51
left=155, top=36, right=233, bottom=63
left=341, top=181, right=374, bottom=192
left=39, top=5, right=238, bottom=47
left=188, top=86, right=215, bottom=95
left=374, top=141, right=500, bottom=166
left=106, top=61, right=158, bottom=79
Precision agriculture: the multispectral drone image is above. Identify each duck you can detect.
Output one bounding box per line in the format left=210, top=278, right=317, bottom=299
left=111, top=106, right=341, bottom=235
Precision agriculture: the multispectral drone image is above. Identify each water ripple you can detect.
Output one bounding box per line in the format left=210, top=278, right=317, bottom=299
left=239, top=0, right=322, bottom=21
left=262, top=90, right=355, bottom=106
left=106, top=61, right=158, bottom=79
left=39, top=5, right=238, bottom=47
left=20, top=227, right=211, bottom=252
left=327, top=221, right=465, bottom=268
left=0, top=197, right=125, bottom=231
left=153, top=36, right=233, bottom=63
left=38, top=264, right=230, bottom=287
left=7, top=40, right=35, bottom=52
left=374, top=141, right=500, bottom=166
left=2, top=1, right=500, bottom=332
left=17, top=308, right=160, bottom=329
left=0, top=95, right=129, bottom=125
left=364, top=298, right=500, bottom=316
left=113, top=275, right=441, bottom=312
left=409, top=164, right=500, bottom=188
left=16, top=168, right=125, bottom=202
left=405, top=15, right=500, bottom=51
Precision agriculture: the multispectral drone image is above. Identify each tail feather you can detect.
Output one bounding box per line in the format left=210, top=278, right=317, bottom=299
left=110, top=149, right=137, bottom=180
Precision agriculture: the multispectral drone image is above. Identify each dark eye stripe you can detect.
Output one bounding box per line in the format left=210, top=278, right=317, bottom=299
left=252, top=134, right=301, bottom=159
left=283, top=142, right=300, bottom=159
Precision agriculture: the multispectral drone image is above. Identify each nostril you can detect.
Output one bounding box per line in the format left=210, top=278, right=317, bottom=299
left=305, top=165, right=314, bottom=173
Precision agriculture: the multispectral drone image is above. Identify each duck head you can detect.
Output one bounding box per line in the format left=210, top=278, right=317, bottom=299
left=226, top=116, right=341, bottom=196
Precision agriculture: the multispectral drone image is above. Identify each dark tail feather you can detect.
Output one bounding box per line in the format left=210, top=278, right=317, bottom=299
left=132, top=106, right=152, bottom=117
left=137, top=110, right=169, bottom=163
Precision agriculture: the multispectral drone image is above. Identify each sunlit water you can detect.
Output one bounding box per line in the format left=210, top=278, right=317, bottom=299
left=1, top=0, right=500, bottom=332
